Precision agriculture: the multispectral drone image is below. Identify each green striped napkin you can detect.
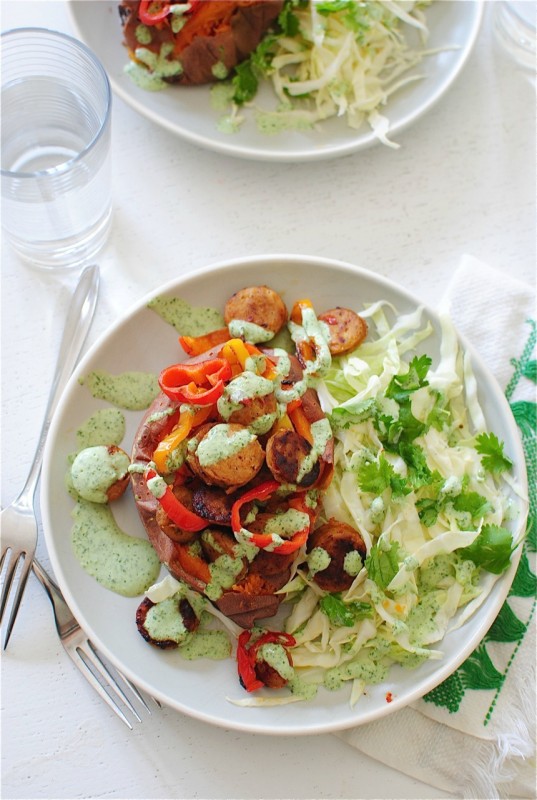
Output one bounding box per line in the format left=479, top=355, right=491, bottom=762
left=337, top=256, right=536, bottom=799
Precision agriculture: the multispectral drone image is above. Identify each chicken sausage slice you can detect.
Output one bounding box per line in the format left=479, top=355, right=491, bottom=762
left=307, top=518, right=367, bottom=592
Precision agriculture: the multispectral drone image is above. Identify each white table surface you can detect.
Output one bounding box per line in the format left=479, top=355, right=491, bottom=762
left=1, top=2, right=535, bottom=798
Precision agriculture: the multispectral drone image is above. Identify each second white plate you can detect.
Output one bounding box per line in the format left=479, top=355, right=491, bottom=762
left=68, top=1, right=484, bottom=162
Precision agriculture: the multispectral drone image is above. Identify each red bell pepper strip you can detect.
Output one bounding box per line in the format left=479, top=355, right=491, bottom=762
left=159, top=358, right=231, bottom=405
left=237, top=631, right=264, bottom=692
left=145, top=467, right=206, bottom=532
left=231, top=480, right=312, bottom=555
left=138, top=1, right=171, bottom=25
left=237, top=630, right=296, bottom=692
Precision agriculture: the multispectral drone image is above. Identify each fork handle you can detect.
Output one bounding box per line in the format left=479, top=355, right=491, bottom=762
left=15, top=264, right=100, bottom=511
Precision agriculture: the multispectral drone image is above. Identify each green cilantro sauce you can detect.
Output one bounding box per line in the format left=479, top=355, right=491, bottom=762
left=196, top=424, right=255, bottom=467
left=144, top=596, right=191, bottom=643
left=76, top=408, right=126, bottom=450
left=211, top=61, right=229, bottom=80
left=180, top=630, right=231, bottom=660
left=206, top=554, right=245, bottom=601
left=296, top=418, right=333, bottom=482
left=135, top=43, right=183, bottom=78
left=228, top=319, right=273, bottom=343
left=217, top=372, right=274, bottom=428
left=257, top=642, right=294, bottom=680
left=71, top=500, right=160, bottom=596
left=308, top=546, right=331, bottom=576
left=324, top=654, right=388, bottom=692
left=263, top=509, right=310, bottom=538
left=124, top=61, right=167, bottom=91
left=147, top=295, right=224, bottom=336
left=343, top=550, right=363, bottom=576
left=80, top=370, right=159, bottom=410
left=71, top=446, right=130, bottom=504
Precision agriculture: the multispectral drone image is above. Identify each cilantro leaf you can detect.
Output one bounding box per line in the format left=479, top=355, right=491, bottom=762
left=319, top=593, right=373, bottom=627
left=277, top=6, right=300, bottom=36
left=385, top=355, right=432, bottom=403
left=416, top=496, right=441, bottom=527
left=459, top=524, right=514, bottom=574
left=417, top=487, right=492, bottom=528
left=398, top=442, right=439, bottom=489
left=365, top=541, right=401, bottom=589
left=231, top=60, right=258, bottom=105
left=427, top=389, right=451, bottom=431
left=475, top=432, right=513, bottom=474
left=452, top=491, right=492, bottom=519
left=358, top=455, right=410, bottom=497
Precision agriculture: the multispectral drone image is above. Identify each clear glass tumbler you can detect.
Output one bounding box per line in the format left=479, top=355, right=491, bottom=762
left=1, top=28, right=113, bottom=270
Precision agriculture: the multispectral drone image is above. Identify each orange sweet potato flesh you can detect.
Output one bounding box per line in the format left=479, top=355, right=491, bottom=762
left=120, top=1, right=283, bottom=86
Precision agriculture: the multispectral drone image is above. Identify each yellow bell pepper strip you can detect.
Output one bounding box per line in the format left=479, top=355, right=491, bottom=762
left=231, top=481, right=312, bottom=555
left=237, top=630, right=296, bottom=692
left=288, top=404, right=313, bottom=445
left=290, top=298, right=314, bottom=324
left=144, top=466, right=206, bottom=532
left=159, top=357, right=231, bottom=405
left=221, top=338, right=251, bottom=370
left=152, top=404, right=212, bottom=473
left=179, top=328, right=230, bottom=357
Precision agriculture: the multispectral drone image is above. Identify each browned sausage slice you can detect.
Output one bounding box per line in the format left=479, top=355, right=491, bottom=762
left=318, top=307, right=367, bottom=355
left=136, top=596, right=199, bottom=649
left=192, top=485, right=234, bottom=526
left=265, top=428, right=320, bottom=487
left=224, top=286, right=287, bottom=336
left=187, top=423, right=265, bottom=490
left=307, top=519, right=367, bottom=592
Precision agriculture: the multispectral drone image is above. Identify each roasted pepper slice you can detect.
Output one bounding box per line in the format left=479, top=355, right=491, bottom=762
left=159, top=357, right=231, bottom=405
left=145, top=466, right=206, bottom=532
left=237, top=630, right=296, bottom=692
left=231, top=480, right=312, bottom=555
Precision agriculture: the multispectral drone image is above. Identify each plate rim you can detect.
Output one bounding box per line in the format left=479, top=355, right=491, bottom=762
left=67, top=0, right=485, bottom=163
left=41, top=253, right=527, bottom=735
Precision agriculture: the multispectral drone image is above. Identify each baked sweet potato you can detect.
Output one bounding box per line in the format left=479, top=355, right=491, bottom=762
left=119, top=0, right=283, bottom=86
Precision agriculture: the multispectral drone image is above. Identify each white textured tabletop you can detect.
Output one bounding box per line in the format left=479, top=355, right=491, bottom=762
left=1, top=2, right=535, bottom=799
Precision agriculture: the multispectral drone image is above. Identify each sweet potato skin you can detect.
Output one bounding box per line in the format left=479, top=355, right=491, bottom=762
left=120, top=1, right=283, bottom=86
left=129, top=342, right=334, bottom=629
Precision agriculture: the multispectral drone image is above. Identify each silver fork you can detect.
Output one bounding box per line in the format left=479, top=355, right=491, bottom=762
left=0, top=264, right=100, bottom=649
left=32, top=557, right=156, bottom=729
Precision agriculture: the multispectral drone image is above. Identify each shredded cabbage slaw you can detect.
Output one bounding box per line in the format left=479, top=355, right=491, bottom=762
left=215, top=0, right=436, bottom=146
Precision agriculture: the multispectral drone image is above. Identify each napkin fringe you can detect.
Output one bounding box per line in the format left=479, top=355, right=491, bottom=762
left=462, top=663, right=536, bottom=800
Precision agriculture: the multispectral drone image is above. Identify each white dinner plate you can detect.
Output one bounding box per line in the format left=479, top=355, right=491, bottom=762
left=41, top=254, right=526, bottom=735
left=68, top=1, right=484, bottom=162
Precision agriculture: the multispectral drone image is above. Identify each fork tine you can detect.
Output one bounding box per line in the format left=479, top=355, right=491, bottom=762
left=1, top=552, right=32, bottom=650
left=79, top=641, right=144, bottom=723
left=0, top=548, right=17, bottom=619
left=65, top=646, right=135, bottom=729
left=116, top=670, right=152, bottom=713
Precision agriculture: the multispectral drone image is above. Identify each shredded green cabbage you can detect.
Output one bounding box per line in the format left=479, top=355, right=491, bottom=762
left=217, top=0, right=435, bottom=145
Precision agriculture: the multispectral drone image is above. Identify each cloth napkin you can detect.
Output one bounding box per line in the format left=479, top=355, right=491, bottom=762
left=336, top=256, right=536, bottom=799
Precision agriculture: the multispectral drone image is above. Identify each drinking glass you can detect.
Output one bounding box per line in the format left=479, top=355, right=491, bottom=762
left=493, top=1, right=536, bottom=71
left=1, top=28, right=113, bottom=270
